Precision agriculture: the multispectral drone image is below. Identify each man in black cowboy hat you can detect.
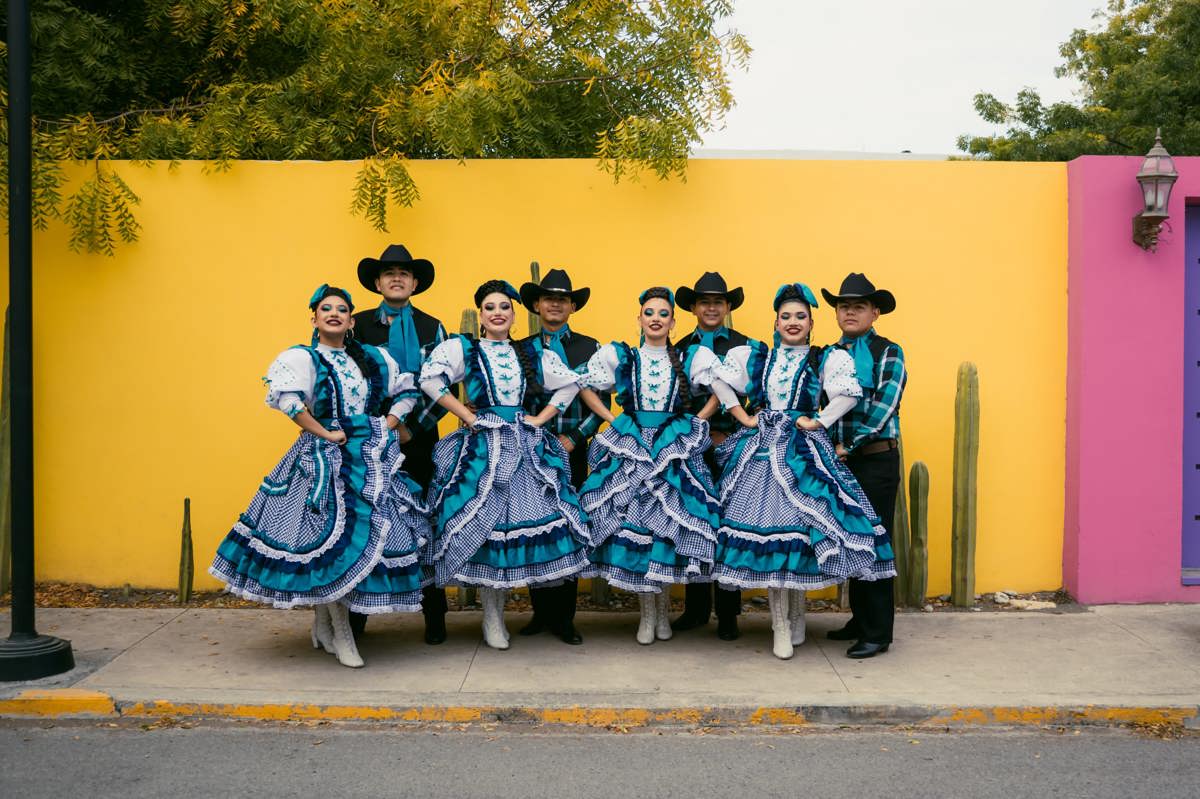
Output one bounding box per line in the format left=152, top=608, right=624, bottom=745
left=350, top=244, right=451, bottom=645
left=820, top=272, right=907, bottom=659
left=516, top=268, right=608, bottom=645
left=673, top=271, right=759, bottom=640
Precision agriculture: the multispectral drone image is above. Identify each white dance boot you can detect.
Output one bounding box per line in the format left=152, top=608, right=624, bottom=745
left=326, top=602, right=365, bottom=668
left=768, top=588, right=794, bottom=660
left=311, top=604, right=335, bottom=654
left=654, top=590, right=673, bottom=641
left=636, top=593, right=656, bottom=645
left=481, top=587, right=510, bottom=650
left=788, top=589, right=807, bottom=646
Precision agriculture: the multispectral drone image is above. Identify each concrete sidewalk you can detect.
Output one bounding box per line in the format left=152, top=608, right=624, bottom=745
left=1, top=605, right=1198, bottom=729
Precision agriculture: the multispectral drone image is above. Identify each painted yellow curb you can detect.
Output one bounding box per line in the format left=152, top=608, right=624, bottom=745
left=2, top=697, right=1195, bottom=730
left=0, top=689, right=118, bottom=718
left=926, top=705, right=1198, bottom=728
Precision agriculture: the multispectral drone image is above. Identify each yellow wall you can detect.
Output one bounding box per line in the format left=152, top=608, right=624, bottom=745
left=5, top=158, right=1067, bottom=595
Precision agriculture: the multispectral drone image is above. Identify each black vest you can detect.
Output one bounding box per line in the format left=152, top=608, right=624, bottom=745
left=352, top=303, right=444, bottom=353
left=678, top=327, right=752, bottom=427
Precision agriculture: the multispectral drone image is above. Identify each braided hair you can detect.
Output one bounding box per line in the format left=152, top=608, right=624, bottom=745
left=513, top=338, right=544, bottom=399
left=639, top=286, right=691, bottom=409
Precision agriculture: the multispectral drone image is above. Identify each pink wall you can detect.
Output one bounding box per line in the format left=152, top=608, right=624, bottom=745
left=1065, top=156, right=1199, bottom=603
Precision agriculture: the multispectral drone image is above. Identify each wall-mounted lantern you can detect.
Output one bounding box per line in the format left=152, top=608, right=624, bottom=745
left=1132, top=128, right=1178, bottom=251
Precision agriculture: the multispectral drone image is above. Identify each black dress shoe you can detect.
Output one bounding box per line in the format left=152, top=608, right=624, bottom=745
left=553, top=622, right=583, bottom=646
left=826, top=625, right=860, bottom=641
left=423, top=615, right=447, bottom=645
left=519, top=616, right=548, bottom=636
left=716, top=616, right=740, bottom=641
left=671, top=613, right=709, bottom=632
left=349, top=611, right=368, bottom=637
left=846, top=641, right=889, bottom=659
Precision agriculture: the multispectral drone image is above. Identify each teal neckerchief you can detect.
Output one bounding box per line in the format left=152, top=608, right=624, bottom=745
left=541, top=324, right=571, bottom=363
left=378, top=302, right=420, bottom=373
left=840, top=328, right=877, bottom=390
left=694, top=325, right=730, bottom=350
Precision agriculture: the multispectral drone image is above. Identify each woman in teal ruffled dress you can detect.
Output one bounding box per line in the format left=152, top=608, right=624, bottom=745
left=577, top=287, right=722, bottom=645
left=210, top=285, right=430, bottom=669
left=419, top=280, right=593, bottom=651
left=705, top=283, right=895, bottom=660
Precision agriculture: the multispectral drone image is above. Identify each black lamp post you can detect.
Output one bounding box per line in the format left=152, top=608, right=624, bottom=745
left=0, top=0, right=75, bottom=681
left=1132, top=128, right=1179, bottom=252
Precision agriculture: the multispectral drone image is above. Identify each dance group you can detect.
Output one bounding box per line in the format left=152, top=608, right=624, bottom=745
left=209, top=244, right=908, bottom=668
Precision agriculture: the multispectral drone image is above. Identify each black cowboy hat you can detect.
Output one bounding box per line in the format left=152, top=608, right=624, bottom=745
left=820, top=272, right=896, bottom=314
left=519, top=268, right=590, bottom=312
left=676, top=271, right=745, bottom=312
left=357, top=244, right=435, bottom=296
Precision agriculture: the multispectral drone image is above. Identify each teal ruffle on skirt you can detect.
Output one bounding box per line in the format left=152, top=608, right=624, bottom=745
left=711, top=410, right=894, bottom=590
left=580, top=413, right=719, bottom=592
left=426, top=411, right=593, bottom=588
left=209, top=414, right=430, bottom=613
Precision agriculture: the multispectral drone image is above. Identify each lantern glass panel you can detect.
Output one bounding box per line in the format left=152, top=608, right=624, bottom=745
left=1155, top=179, right=1172, bottom=213
left=1143, top=181, right=1157, bottom=211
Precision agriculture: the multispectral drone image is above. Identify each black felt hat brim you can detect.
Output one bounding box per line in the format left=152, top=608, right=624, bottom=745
left=357, top=258, right=435, bottom=296
left=820, top=288, right=896, bottom=314
left=676, top=286, right=745, bottom=313
left=519, top=283, right=590, bottom=312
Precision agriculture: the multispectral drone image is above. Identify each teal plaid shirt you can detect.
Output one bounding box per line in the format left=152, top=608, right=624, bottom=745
left=831, top=330, right=906, bottom=453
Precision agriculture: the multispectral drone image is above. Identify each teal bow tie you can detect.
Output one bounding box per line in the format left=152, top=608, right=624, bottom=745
left=840, top=330, right=877, bottom=390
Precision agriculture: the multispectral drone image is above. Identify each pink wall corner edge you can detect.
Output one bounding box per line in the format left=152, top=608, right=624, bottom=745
left=1065, top=155, right=1198, bottom=603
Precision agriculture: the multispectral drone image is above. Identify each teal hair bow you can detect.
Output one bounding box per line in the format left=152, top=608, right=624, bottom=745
left=308, top=284, right=354, bottom=310
left=773, top=282, right=818, bottom=312
left=638, top=288, right=676, bottom=307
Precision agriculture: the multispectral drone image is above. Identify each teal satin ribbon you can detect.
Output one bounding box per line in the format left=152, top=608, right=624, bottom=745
left=541, top=325, right=571, bottom=363
left=630, top=410, right=676, bottom=428
left=696, top=325, right=729, bottom=350
left=379, top=302, right=421, bottom=373
left=840, top=330, right=877, bottom=390
left=476, top=405, right=522, bottom=422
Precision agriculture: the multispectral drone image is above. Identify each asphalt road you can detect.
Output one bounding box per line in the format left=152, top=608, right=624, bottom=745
left=1, top=721, right=1197, bottom=798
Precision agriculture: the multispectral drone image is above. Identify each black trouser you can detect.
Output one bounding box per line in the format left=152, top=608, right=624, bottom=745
left=682, top=443, right=740, bottom=621
left=404, top=427, right=447, bottom=624
left=844, top=448, right=899, bottom=644
left=527, top=443, right=587, bottom=628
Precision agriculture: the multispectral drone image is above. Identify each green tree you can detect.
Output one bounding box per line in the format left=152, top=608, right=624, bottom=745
left=957, top=0, right=1200, bottom=160
left=1, top=0, right=749, bottom=253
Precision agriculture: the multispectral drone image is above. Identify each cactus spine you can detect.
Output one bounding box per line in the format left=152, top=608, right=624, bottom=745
left=891, top=435, right=912, bottom=606
left=527, top=261, right=542, bottom=336
left=178, top=497, right=194, bottom=605
left=907, top=461, right=930, bottom=607
left=951, top=362, right=980, bottom=607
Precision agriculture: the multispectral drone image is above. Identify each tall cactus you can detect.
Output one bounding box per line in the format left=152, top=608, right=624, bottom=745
left=951, top=362, right=980, bottom=607
left=907, top=461, right=930, bottom=607
left=457, top=308, right=479, bottom=610
left=891, top=434, right=911, bottom=606
left=0, top=309, right=10, bottom=596
left=178, top=497, right=194, bottom=605
left=527, top=261, right=542, bottom=337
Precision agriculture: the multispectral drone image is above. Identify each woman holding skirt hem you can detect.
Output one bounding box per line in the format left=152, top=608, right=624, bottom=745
left=419, top=280, right=592, bottom=651
left=704, top=283, right=896, bottom=660
left=210, top=285, right=431, bottom=668
left=577, top=287, right=722, bottom=645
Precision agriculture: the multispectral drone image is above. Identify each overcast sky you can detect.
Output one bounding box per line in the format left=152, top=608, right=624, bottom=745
left=699, top=0, right=1103, bottom=154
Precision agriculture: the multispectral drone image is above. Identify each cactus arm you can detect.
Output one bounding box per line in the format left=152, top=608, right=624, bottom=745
left=950, top=362, right=980, bottom=607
